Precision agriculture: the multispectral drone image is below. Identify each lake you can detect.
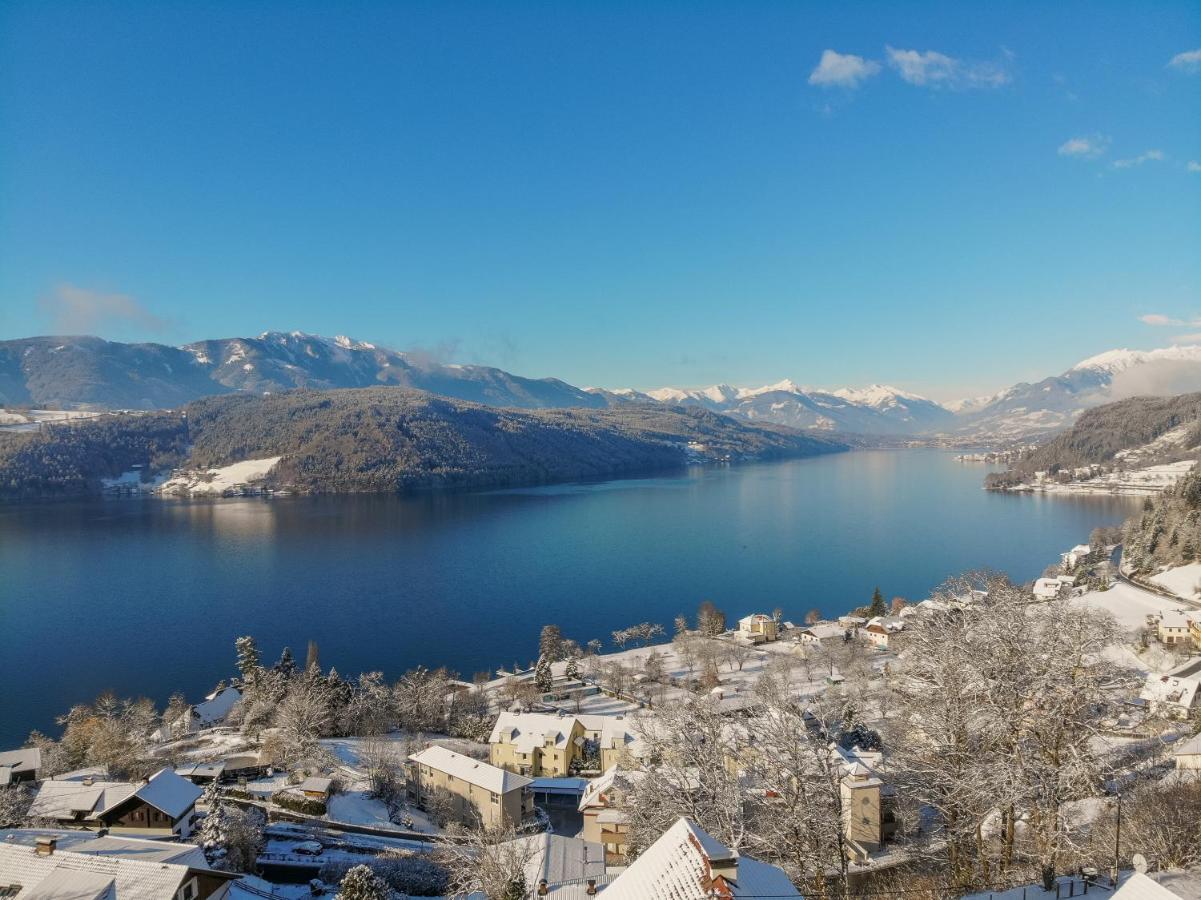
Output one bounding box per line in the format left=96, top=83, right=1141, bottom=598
left=0, top=450, right=1139, bottom=745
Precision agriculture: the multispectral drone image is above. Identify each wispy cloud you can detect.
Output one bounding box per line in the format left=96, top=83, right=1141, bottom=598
left=1167, top=48, right=1201, bottom=73
left=39, top=283, right=168, bottom=335
left=1113, top=149, right=1164, bottom=169
left=1057, top=134, right=1110, bottom=158
left=808, top=50, right=881, bottom=89
left=1140, top=313, right=1201, bottom=328
left=1169, top=332, right=1201, bottom=345
left=885, top=46, right=1011, bottom=89
left=1188, top=161, right=1201, bottom=173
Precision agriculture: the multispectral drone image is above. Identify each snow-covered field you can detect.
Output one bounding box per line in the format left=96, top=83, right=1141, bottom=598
left=1149, top=562, right=1201, bottom=601
left=1069, top=582, right=1191, bottom=631
left=1025, top=459, right=1196, bottom=496
left=158, top=457, right=282, bottom=497
left=0, top=408, right=104, bottom=432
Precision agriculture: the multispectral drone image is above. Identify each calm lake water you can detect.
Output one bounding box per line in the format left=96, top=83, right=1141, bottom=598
left=0, top=450, right=1140, bottom=745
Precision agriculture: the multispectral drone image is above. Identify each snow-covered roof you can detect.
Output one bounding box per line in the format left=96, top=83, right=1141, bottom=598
left=489, top=712, right=577, bottom=753
left=408, top=746, right=532, bottom=795
left=801, top=623, right=846, bottom=640
left=0, top=832, right=208, bottom=868
left=503, top=832, right=605, bottom=890
left=121, top=769, right=202, bottom=819
left=192, top=687, right=241, bottom=726
left=297, top=777, right=332, bottom=794
left=28, top=781, right=134, bottom=821
left=1174, top=733, right=1201, bottom=757
left=1112, top=871, right=1194, bottom=900
left=737, top=614, right=773, bottom=626
left=577, top=767, right=617, bottom=812
left=1141, top=672, right=1200, bottom=710
left=0, top=747, right=41, bottom=775
left=0, top=832, right=235, bottom=900
left=1159, top=610, right=1193, bottom=629
left=602, top=817, right=800, bottom=899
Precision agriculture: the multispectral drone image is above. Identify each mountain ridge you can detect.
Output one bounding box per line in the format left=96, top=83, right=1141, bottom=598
left=6, top=332, right=1201, bottom=441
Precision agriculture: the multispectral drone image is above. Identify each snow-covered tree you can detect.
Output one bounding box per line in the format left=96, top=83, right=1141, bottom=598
left=394, top=666, right=451, bottom=732
left=538, top=624, right=565, bottom=662
left=626, top=695, right=749, bottom=855
left=199, top=800, right=265, bottom=873
left=697, top=600, right=726, bottom=636
left=534, top=655, right=554, bottom=693
left=337, top=863, right=389, bottom=900
left=0, top=785, right=33, bottom=828
left=564, top=655, right=581, bottom=682
left=275, top=646, right=297, bottom=677
left=275, top=676, right=336, bottom=763
left=438, top=823, right=537, bottom=900
left=234, top=636, right=262, bottom=690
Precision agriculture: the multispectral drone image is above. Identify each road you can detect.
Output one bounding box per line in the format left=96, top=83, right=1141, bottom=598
left=1112, top=545, right=1201, bottom=610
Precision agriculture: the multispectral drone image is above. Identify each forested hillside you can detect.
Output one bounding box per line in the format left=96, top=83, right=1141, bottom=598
left=1123, top=467, right=1201, bottom=574
left=985, top=392, right=1201, bottom=490
left=0, top=388, right=845, bottom=499
left=0, top=412, right=189, bottom=498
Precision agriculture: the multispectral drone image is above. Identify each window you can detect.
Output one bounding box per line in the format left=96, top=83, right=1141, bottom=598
left=490, top=793, right=498, bottom=804
left=178, top=878, right=198, bottom=900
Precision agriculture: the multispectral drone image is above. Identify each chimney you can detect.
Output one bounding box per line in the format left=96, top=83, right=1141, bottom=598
left=709, top=851, right=739, bottom=885
left=586, top=879, right=597, bottom=895
left=537, top=879, right=549, bottom=896
left=35, top=837, right=56, bottom=857
left=82, top=777, right=94, bottom=787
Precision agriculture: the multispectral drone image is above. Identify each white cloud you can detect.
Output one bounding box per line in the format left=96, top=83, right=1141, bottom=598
left=1113, top=149, right=1164, bottom=169
left=807, top=50, right=881, bottom=88
left=1170, top=332, right=1201, bottom=345
left=1057, top=134, right=1110, bottom=158
left=884, top=46, right=1010, bottom=89
left=39, top=283, right=168, bottom=335
left=1141, top=313, right=1201, bottom=328
left=1188, top=161, right=1201, bottom=173
left=1167, top=48, right=1201, bottom=73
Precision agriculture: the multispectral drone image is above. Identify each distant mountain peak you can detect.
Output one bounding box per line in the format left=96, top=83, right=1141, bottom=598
left=1070, top=345, right=1201, bottom=375
left=832, top=384, right=930, bottom=407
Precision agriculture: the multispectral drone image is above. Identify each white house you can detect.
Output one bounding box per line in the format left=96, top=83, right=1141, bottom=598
left=157, top=687, right=243, bottom=741
left=1140, top=659, right=1201, bottom=719
left=737, top=614, right=778, bottom=643
left=1157, top=610, right=1194, bottom=647
left=798, top=622, right=847, bottom=645
left=1174, top=732, right=1201, bottom=771
left=863, top=623, right=891, bottom=650
left=1061, top=544, right=1093, bottom=571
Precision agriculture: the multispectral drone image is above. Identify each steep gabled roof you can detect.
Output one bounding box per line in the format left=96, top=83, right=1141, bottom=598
left=603, top=817, right=800, bottom=899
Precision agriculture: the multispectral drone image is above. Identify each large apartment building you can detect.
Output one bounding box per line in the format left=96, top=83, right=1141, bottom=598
left=405, top=745, right=533, bottom=828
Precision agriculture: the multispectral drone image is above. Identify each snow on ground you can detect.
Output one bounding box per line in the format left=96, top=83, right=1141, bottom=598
left=1149, top=563, right=1201, bottom=601
left=1027, top=459, right=1196, bottom=496
left=1069, top=582, right=1190, bottom=631
left=326, top=791, right=394, bottom=829
left=158, top=457, right=282, bottom=497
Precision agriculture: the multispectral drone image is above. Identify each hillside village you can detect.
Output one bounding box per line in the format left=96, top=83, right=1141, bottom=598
left=2, top=544, right=1200, bottom=900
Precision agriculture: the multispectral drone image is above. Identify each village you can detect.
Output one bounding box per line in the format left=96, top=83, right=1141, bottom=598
left=2, top=539, right=1201, bottom=900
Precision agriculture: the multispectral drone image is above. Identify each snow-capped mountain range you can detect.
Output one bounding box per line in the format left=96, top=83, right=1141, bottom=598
left=596, top=346, right=1201, bottom=437
left=5, top=333, right=1201, bottom=440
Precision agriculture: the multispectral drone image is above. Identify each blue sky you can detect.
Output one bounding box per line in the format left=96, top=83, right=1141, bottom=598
left=1, top=1, right=1199, bottom=401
